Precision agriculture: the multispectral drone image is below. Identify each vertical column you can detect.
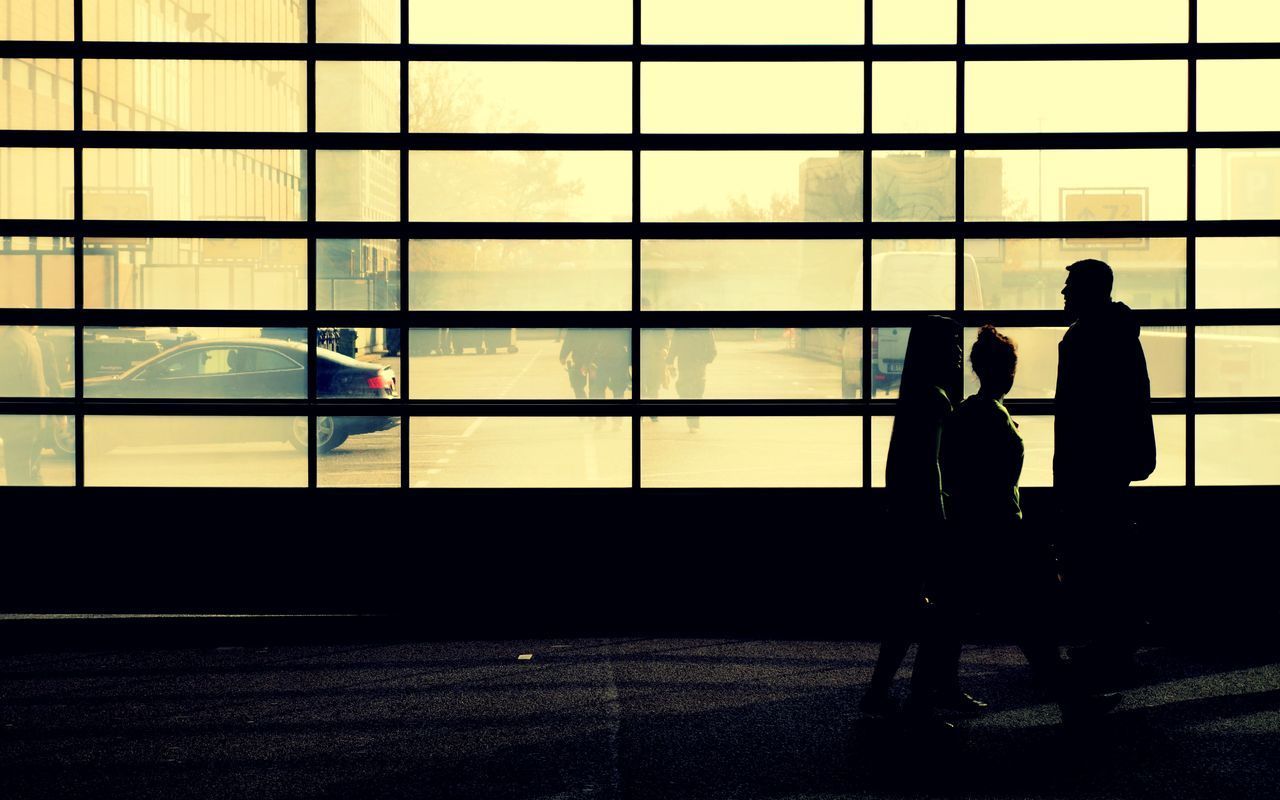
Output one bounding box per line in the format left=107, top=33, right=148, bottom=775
left=631, top=0, right=642, bottom=488
left=954, top=0, right=966, bottom=313
left=400, top=0, right=411, bottom=490
left=306, top=0, right=318, bottom=488
left=1186, top=0, right=1197, bottom=489
left=73, top=0, right=84, bottom=488
left=861, top=0, right=873, bottom=488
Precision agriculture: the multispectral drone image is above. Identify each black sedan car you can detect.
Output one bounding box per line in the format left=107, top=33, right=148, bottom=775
left=81, top=338, right=398, bottom=453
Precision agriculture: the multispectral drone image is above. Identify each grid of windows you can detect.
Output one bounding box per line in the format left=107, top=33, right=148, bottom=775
left=2, top=0, right=1279, bottom=488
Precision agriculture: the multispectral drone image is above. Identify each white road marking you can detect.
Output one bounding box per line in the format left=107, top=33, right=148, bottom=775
left=461, top=417, right=485, bottom=438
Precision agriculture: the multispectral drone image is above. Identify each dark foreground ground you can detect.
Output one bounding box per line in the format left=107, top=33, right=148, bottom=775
left=1, top=628, right=1277, bottom=800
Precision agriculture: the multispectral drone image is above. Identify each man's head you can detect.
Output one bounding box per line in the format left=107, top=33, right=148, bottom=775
left=1062, top=259, right=1114, bottom=317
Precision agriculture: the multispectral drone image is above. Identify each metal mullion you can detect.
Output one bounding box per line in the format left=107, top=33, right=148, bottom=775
left=861, top=0, right=873, bottom=488
left=401, top=0, right=411, bottom=490
left=1187, top=0, right=1198, bottom=490
left=306, top=0, right=317, bottom=489
left=72, top=0, right=84, bottom=488
left=631, top=0, right=642, bottom=490
left=955, top=0, right=966, bottom=316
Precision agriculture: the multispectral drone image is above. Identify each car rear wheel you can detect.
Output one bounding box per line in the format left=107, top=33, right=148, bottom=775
left=48, top=416, right=76, bottom=458
left=290, top=416, right=349, bottom=453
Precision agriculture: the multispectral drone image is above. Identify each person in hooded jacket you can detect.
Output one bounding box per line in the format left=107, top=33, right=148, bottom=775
left=1054, top=258, right=1156, bottom=687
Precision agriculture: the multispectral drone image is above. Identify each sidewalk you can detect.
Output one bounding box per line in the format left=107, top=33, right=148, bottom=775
left=1, top=635, right=1275, bottom=799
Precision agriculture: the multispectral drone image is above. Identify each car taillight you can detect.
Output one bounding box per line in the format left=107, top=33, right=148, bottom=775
left=367, top=374, right=393, bottom=390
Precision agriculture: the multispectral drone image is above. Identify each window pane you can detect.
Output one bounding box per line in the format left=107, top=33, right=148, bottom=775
left=1199, top=1, right=1280, bottom=43
left=410, top=239, right=630, bottom=311
left=644, top=151, right=860, bottom=223
left=83, top=149, right=305, bottom=221
left=317, top=239, right=400, bottom=310
left=315, top=327, right=399, bottom=399
left=411, top=62, right=630, bottom=133
left=83, top=238, right=307, bottom=310
left=1, top=236, right=74, bottom=308
left=644, top=63, right=862, bottom=134
left=641, top=328, right=853, bottom=400
left=1, top=58, right=74, bottom=129
left=1197, top=237, right=1280, bottom=309
left=409, top=328, right=627, bottom=399
left=1198, top=61, right=1280, bottom=132
left=0, top=413, right=74, bottom=486
left=873, top=151, right=956, bottom=222
left=961, top=326, right=1185, bottom=399
left=85, top=60, right=305, bottom=132
left=411, top=0, right=630, bottom=44
left=966, top=0, right=1187, bottom=43
left=871, top=327, right=911, bottom=398
left=965, top=150, right=1186, bottom=222
left=641, top=239, right=860, bottom=311
left=83, top=327, right=307, bottom=398
left=0, top=148, right=73, bottom=219
left=317, top=61, right=399, bottom=133
left=962, top=238, right=1187, bottom=310
left=874, top=414, right=1186, bottom=487
left=317, top=0, right=399, bottom=43
left=966, top=61, right=1186, bottom=133
left=873, top=63, right=955, bottom=133
left=642, top=0, right=863, bottom=44
left=84, top=416, right=309, bottom=487
left=870, top=241, right=957, bottom=309
left=0, top=324, right=73, bottom=397
left=317, top=150, right=400, bottom=222
left=317, top=416, right=401, bottom=488
left=1197, top=415, right=1280, bottom=485
left=1197, top=149, right=1280, bottom=221
left=410, top=151, right=630, bottom=222
left=85, top=0, right=307, bottom=41
left=410, top=416, right=631, bottom=487
left=2, top=0, right=73, bottom=39
left=873, top=0, right=955, bottom=43
left=641, top=416, right=860, bottom=487
left=1196, top=327, right=1280, bottom=397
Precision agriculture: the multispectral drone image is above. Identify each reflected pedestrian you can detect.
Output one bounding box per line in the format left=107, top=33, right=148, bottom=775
left=640, top=298, right=669, bottom=422
left=0, top=324, right=48, bottom=485
left=559, top=328, right=592, bottom=401
left=667, top=326, right=716, bottom=433
left=590, top=328, right=631, bottom=431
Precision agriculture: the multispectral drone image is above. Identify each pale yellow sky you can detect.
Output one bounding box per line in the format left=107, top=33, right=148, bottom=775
left=966, top=0, right=1188, bottom=43
left=643, top=0, right=863, bottom=44
left=1198, top=61, right=1280, bottom=131
left=874, top=0, right=955, bottom=43
left=641, top=151, right=840, bottom=221
left=410, top=0, right=631, bottom=44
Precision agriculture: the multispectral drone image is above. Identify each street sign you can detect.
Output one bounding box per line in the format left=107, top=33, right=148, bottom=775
left=1062, top=190, right=1147, bottom=249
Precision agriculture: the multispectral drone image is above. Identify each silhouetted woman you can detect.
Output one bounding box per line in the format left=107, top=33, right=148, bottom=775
left=941, top=325, right=1119, bottom=723
left=862, top=315, right=981, bottom=716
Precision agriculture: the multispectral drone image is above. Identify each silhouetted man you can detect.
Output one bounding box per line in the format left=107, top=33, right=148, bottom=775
left=559, top=329, right=593, bottom=401
left=1054, top=259, right=1156, bottom=686
left=667, top=328, right=717, bottom=433
left=0, top=325, right=49, bottom=485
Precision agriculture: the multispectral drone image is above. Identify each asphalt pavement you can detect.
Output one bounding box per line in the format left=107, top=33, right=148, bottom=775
left=1, top=634, right=1276, bottom=799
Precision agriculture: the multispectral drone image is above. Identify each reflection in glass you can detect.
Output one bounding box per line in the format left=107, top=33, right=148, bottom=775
left=2, top=1, right=74, bottom=40
left=961, top=326, right=1185, bottom=400
left=317, top=416, right=402, bottom=487
left=410, top=0, right=630, bottom=44
left=317, top=150, right=400, bottom=222
left=642, top=0, right=863, bottom=44
left=643, top=151, right=860, bottom=223
left=408, top=328, right=628, bottom=400
left=1198, top=61, right=1280, bottom=132
left=873, top=64, right=955, bottom=133
left=966, top=0, right=1186, bottom=43
left=0, top=148, right=73, bottom=219
left=1196, top=327, right=1280, bottom=398
left=1197, top=150, right=1280, bottom=221
left=873, top=151, right=956, bottom=222
left=641, top=240, right=860, bottom=311
left=410, top=239, right=630, bottom=311
left=643, top=63, right=862, bottom=134
left=965, top=150, right=1185, bottom=222
left=83, top=327, right=307, bottom=398
left=410, top=416, right=631, bottom=487
left=640, top=328, right=850, bottom=400
left=85, top=416, right=309, bottom=487
left=1197, top=415, right=1280, bottom=485
left=961, top=239, right=1187, bottom=310
left=1, top=236, right=74, bottom=308
left=1199, top=1, right=1280, bottom=43
left=85, top=0, right=307, bottom=42
left=0, top=414, right=74, bottom=486
left=965, top=61, right=1185, bottom=133
left=871, top=327, right=912, bottom=398
left=641, top=415, right=860, bottom=487
left=318, top=239, right=400, bottom=310
left=83, top=149, right=305, bottom=221
left=411, top=62, right=630, bottom=133
left=317, top=0, right=399, bottom=43
left=873, top=0, right=956, bottom=43
left=1, top=58, right=74, bottom=129
left=869, top=242, right=960, bottom=310
left=317, top=61, right=399, bottom=133
left=85, top=60, right=306, bottom=131
left=1197, top=238, right=1280, bottom=309
left=0, top=325, right=74, bottom=397
left=83, top=238, right=307, bottom=310
left=410, top=151, right=630, bottom=222
left=315, top=327, right=399, bottom=400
